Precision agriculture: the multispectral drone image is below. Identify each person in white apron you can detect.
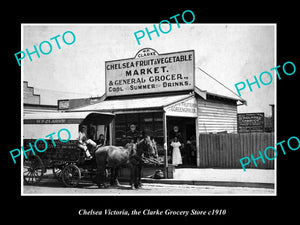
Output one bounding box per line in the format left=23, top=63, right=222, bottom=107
left=170, top=136, right=182, bottom=166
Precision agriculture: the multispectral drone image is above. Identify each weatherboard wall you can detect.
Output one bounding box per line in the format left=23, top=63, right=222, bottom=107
left=197, top=96, right=238, bottom=134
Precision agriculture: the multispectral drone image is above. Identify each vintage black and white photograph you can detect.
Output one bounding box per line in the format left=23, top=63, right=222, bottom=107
left=21, top=23, right=276, bottom=196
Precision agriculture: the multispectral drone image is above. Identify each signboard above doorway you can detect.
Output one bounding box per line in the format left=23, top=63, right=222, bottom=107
left=105, top=49, right=195, bottom=97
left=164, top=96, right=197, bottom=117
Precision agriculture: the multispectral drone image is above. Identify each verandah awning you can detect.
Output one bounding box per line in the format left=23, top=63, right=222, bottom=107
left=24, top=111, right=115, bottom=125
left=69, top=94, right=194, bottom=112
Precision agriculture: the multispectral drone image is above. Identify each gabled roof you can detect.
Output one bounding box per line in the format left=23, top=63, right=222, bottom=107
left=62, top=66, right=247, bottom=113
left=195, top=67, right=246, bottom=105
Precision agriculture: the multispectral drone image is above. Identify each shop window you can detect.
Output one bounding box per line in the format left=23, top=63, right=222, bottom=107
left=115, top=124, right=127, bottom=146
left=114, top=112, right=164, bottom=153
left=140, top=113, right=154, bottom=137
left=115, top=114, right=127, bottom=146
left=127, top=113, right=139, bottom=127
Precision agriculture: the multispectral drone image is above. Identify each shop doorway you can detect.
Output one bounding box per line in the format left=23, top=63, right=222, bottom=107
left=166, top=116, right=197, bottom=167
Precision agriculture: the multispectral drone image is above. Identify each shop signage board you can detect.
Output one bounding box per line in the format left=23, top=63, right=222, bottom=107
left=105, top=49, right=195, bottom=97
left=237, top=113, right=265, bottom=133
left=58, top=100, right=70, bottom=110
left=164, top=96, right=197, bottom=117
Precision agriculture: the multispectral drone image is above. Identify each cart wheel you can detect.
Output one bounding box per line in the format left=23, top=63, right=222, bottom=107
left=52, top=166, right=63, bottom=181
left=23, top=155, right=44, bottom=185
left=62, top=164, right=81, bottom=187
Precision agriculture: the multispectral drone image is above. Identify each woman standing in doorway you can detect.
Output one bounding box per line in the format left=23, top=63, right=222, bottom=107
left=171, top=136, right=182, bottom=166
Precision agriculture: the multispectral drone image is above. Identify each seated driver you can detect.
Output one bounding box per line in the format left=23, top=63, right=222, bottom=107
left=78, top=126, right=97, bottom=159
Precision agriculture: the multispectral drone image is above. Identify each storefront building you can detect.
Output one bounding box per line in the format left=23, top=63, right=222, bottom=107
left=68, top=48, right=246, bottom=168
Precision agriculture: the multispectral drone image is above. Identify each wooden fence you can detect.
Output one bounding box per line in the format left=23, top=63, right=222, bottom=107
left=198, top=133, right=274, bottom=169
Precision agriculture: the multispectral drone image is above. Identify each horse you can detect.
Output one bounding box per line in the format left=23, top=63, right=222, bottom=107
left=94, top=136, right=154, bottom=189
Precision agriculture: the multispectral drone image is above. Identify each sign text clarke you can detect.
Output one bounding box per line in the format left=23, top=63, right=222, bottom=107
left=105, top=50, right=195, bottom=97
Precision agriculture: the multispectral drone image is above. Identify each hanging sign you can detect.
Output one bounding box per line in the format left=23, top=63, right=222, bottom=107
left=164, top=96, right=197, bottom=117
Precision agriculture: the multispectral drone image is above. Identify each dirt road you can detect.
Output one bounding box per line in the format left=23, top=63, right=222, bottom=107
left=23, top=180, right=274, bottom=195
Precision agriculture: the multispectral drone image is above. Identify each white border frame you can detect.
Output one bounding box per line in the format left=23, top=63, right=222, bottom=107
left=20, top=23, right=277, bottom=196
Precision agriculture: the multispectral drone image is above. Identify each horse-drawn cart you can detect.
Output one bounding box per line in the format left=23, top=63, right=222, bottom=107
left=23, top=111, right=115, bottom=187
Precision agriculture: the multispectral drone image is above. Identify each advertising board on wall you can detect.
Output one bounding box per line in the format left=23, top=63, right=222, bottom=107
left=237, top=113, right=265, bottom=133
left=105, top=49, right=195, bottom=97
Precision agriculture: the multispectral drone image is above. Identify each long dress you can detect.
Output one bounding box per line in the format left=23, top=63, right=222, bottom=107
left=171, top=141, right=182, bottom=166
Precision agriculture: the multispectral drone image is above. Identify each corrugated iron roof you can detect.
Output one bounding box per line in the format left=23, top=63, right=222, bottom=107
left=196, top=67, right=246, bottom=104
left=61, top=67, right=247, bottom=113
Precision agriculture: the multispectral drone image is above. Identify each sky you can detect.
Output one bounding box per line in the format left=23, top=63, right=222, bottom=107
left=22, top=24, right=275, bottom=116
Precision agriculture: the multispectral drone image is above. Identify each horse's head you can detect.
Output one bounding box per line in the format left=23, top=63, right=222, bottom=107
left=124, top=142, right=136, bottom=157
left=136, top=135, right=154, bottom=157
